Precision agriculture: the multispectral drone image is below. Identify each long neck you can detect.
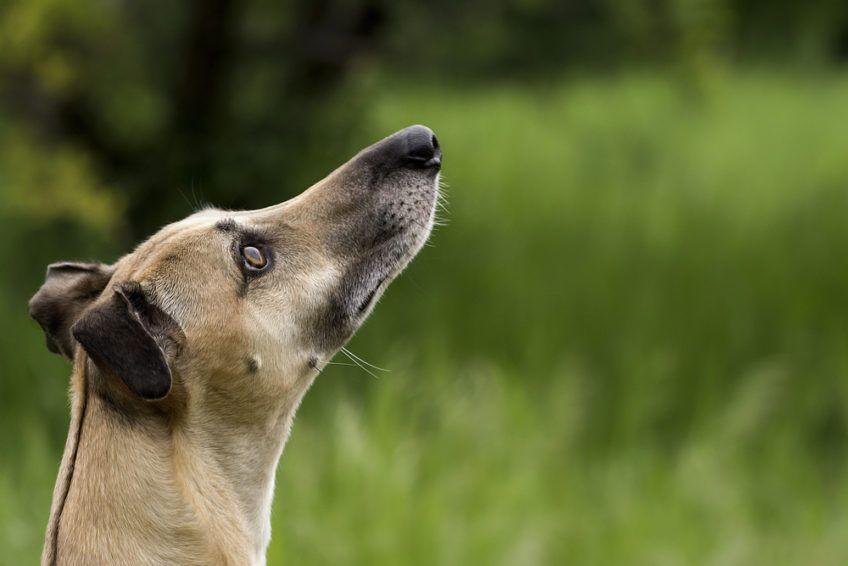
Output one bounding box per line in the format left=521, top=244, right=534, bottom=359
left=43, top=361, right=310, bottom=565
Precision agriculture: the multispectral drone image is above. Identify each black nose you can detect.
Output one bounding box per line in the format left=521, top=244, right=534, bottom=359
left=400, top=125, right=441, bottom=169
left=364, top=124, right=442, bottom=172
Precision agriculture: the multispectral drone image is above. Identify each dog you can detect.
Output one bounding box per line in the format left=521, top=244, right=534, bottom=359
left=28, top=125, right=442, bottom=565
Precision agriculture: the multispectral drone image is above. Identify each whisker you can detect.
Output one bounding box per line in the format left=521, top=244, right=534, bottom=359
left=339, top=348, right=381, bottom=379
left=341, top=347, right=391, bottom=372
left=176, top=187, right=195, bottom=212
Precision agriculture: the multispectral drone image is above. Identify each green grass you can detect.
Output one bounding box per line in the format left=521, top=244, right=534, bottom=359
left=4, top=70, right=848, bottom=564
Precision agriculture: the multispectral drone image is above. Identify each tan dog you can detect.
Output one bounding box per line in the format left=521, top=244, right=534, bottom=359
left=28, top=126, right=442, bottom=565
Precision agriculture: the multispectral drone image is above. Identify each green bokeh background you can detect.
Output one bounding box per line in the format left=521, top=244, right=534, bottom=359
left=3, top=1, right=848, bottom=564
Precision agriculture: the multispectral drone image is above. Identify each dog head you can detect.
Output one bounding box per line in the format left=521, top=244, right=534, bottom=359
left=29, top=125, right=441, bottom=411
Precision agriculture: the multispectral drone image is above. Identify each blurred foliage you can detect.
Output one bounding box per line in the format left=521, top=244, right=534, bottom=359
left=3, top=0, right=848, bottom=564
left=1, top=0, right=846, bottom=234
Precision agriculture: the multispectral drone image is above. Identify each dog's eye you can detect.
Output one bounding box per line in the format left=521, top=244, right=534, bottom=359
left=241, top=246, right=268, bottom=270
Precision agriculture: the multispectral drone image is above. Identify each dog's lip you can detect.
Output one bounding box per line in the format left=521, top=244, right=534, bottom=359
left=356, top=275, right=388, bottom=315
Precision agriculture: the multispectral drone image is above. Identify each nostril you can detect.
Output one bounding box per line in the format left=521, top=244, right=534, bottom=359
left=431, top=134, right=439, bottom=151
left=408, top=144, right=434, bottom=160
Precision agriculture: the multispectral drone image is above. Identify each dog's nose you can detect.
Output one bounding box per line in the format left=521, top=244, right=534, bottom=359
left=361, top=124, right=442, bottom=172
left=401, top=125, right=441, bottom=168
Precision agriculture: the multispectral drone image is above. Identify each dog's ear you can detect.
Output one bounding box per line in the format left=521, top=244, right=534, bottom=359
left=29, top=262, right=115, bottom=359
left=72, top=282, right=177, bottom=400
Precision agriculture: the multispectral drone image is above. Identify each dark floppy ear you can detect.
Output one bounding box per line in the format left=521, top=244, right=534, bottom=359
left=71, top=282, right=175, bottom=400
left=28, top=262, right=115, bottom=359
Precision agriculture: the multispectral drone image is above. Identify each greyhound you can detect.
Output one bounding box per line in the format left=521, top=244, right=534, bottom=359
left=28, top=125, right=442, bottom=565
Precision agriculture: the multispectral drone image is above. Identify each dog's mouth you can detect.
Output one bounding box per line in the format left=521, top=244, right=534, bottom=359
left=307, top=125, right=442, bottom=352
left=357, top=275, right=388, bottom=315
left=347, top=189, right=439, bottom=320
left=322, top=176, right=439, bottom=349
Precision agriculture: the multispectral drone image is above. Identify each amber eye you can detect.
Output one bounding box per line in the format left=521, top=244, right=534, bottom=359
left=241, top=246, right=268, bottom=270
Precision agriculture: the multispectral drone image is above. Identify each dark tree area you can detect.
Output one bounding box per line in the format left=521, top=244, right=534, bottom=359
left=1, top=0, right=846, bottom=237
left=1, top=0, right=391, bottom=238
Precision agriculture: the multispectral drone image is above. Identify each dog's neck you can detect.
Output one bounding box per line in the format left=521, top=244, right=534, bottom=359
left=43, top=358, right=314, bottom=565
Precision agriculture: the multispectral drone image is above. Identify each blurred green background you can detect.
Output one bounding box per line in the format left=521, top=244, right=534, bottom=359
left=3, top=0, right=848, bottom=564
